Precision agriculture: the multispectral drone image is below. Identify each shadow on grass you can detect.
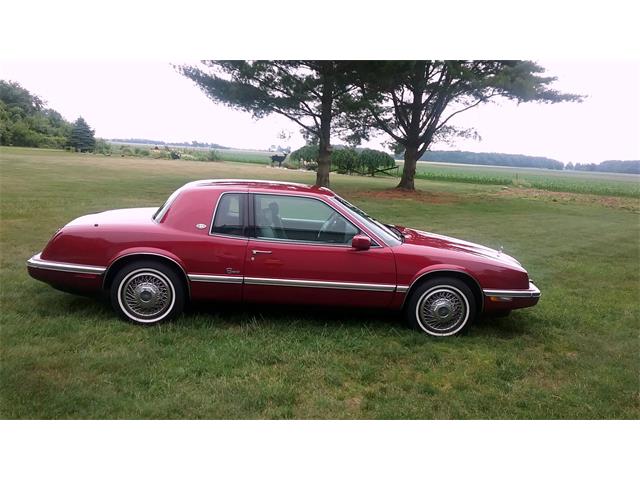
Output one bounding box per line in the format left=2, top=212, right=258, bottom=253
left=185, top=301, right=403, bottom=331
left=53, top=292, right=534, bottom=338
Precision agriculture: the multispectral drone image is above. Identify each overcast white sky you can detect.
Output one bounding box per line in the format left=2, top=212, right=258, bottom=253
left=1, top=60, right=638, bottom=164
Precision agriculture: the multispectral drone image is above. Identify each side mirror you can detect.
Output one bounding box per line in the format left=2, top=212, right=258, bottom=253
left=351, top=234, right=371, bottom=251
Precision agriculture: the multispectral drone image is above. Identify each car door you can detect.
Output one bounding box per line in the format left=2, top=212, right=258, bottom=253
left=243, top=193, right=396, bottom=308
left=186, top=191, right=249, bottom=303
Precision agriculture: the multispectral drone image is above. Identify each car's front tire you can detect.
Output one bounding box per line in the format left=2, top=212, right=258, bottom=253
left=405, top=277, right=476, bottom=337
left=110, top=260, right=185, bottom=325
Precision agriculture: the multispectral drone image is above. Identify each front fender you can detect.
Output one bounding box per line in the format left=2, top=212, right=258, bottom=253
left=399, top=263, right=482, bottom=293
left=391, top=264, right=484, bottom=311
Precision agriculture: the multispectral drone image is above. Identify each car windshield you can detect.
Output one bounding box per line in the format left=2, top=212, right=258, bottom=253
left=333, top=195, right=402, bottom=246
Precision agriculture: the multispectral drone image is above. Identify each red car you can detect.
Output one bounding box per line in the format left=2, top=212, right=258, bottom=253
left=27, top=179, right=540, bottom=336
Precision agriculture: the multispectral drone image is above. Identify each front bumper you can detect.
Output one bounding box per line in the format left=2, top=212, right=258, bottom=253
left=483, top=282, right=541, bottom=299
left=482, top=282, right=541, bottom=312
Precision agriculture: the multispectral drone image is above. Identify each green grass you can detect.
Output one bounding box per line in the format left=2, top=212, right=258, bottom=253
left=1, top=147, right=639, bottom=419
left=408, top=161, right=640, bottom=198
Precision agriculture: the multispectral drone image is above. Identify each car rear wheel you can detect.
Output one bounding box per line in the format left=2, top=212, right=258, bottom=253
left=110, top=260, right=185, bottom=325
left=405, top=277, right=476, bottom=337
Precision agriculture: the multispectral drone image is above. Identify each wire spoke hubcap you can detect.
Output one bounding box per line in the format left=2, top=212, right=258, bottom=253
left=121, top=272, right=172, bottom=319
left=418, top=288, right=467, bottom=332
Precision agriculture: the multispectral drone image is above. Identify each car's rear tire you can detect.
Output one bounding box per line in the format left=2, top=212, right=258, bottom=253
left=404, top=277, right=476, bottom=337
left=110, top=260, right=185, bottom=325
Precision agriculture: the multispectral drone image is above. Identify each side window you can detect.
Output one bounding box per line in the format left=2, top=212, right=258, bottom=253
left=253, top=194, right=358, bottom=244
left=211, top=193, right=246, bottom=237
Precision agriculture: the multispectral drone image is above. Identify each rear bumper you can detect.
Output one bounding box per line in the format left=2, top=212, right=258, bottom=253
left=483, top=282, right=541, bottom=311
left=27, top=252, right=105, bottom=294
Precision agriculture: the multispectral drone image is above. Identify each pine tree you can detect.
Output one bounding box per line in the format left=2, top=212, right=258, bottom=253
left=68, top=117, right=96, bottom=152
left=351, top=61, right=583, bottom=190
left=179, top=61, right=365, bottom=187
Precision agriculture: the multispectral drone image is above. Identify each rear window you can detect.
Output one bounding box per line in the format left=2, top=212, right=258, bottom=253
left=153, top=188, right=182, bottom=222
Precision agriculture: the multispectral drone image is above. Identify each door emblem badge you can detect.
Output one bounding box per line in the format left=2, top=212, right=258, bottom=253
left=226, top=268, right=241, bottom=274
left=196, top=223, right=207, bottom=230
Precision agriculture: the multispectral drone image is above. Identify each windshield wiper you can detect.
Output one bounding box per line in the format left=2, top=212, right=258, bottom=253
left=384, top=224, right=404, bottom=242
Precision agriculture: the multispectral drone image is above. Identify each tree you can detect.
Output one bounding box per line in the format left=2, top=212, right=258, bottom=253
left=0, top=80, right=44, bottom=114
left=178, top=61, right=362, bottom=187
left=68, top=117, right=95, bottom=152
left=352, top=61, right=583, bottom=190
left=0, top=80, right=72, bottom=148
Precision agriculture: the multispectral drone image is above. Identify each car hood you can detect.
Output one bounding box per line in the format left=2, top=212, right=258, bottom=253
left=397, top=227, right=522, bottom=267
left=66, top=207, right=158, bottom=227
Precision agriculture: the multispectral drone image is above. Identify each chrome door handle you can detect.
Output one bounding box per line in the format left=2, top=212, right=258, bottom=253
left=252, top=250, right=272, bottom=255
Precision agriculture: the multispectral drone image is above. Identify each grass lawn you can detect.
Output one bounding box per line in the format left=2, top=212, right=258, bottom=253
left=1, top=147, right=639, bottom=419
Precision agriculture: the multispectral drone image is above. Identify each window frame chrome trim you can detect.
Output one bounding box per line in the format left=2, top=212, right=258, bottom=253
left=27, top=253, right=106, bottom=275
left=249, top=236, right=380, bottom=249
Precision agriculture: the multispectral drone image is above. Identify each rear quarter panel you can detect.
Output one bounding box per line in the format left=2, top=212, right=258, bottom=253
left=39, top=188, right=246, bottom=301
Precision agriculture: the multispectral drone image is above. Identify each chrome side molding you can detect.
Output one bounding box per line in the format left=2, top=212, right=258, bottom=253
left=244, top=276, right=396, bottom=292
left=188, top=274, right=243, bottom=284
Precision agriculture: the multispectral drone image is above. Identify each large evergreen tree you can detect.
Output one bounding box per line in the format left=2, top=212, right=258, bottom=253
left=179, top=61, right=363, bottom=187
left=352, top=61, right=583, bottom=190
left=68, top=117, right=96, bottom=152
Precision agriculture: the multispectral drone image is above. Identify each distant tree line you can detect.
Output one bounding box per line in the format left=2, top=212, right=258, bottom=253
left=0, top=80, right=95, bottom=151
left=565, top=160, right=639, bottom=175
left=417, top=151, right=639, bottom=174
left=419, top=150, right=564, bottom=170
left=109, top=138, right=229, bottom=149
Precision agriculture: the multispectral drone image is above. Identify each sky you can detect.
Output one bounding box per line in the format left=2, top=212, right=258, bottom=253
left=1, top=60, right=639, bottom=164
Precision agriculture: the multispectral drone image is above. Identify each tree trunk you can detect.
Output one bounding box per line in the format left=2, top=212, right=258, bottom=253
left=397, top=145, right=418, bottom=190
left=315, top=63, right=334, bottom=188
left=316, top=141, right=331, bottom=187
left=396, top=62, right=427, bottom=191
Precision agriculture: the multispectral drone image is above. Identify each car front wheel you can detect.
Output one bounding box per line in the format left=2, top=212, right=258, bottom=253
left=405, top=277, right=476, bottom=337
left=110, top=260, right=185, bottom=325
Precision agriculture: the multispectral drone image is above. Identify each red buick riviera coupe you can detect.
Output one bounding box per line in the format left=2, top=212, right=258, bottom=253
left=27, top=179, right=540, bottom=336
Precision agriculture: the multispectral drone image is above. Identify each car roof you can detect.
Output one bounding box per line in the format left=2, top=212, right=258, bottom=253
left=182, top=179, right=336, bottom=197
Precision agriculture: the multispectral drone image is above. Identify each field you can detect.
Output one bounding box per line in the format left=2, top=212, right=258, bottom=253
left=216, top=148, right=276, bottom=164
left=1, top=147, right=639, bottom=419
left=108, top=143, right=640, bottom=197
left=410, top=161, right=640, bottom=198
